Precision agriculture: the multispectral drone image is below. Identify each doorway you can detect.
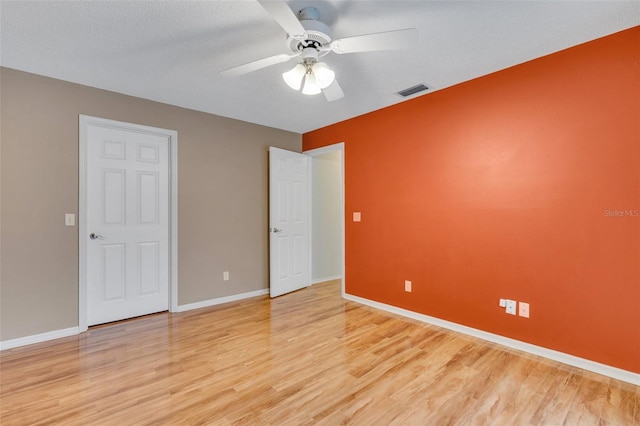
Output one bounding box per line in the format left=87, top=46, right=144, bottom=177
left=78, top=115, right=178, bottom=331
left=305, top=143, right=344, bottom=294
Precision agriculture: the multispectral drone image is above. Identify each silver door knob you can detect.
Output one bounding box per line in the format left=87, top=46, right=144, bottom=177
left=89, top=233, right=105, bottom=240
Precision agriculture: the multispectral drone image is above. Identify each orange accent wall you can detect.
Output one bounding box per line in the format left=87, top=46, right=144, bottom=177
left=304, top=26, right=640, bottom=373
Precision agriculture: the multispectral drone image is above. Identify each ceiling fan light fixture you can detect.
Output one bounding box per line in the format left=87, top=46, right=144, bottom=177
left=302, top=73, right=321, bottom=95
left=312, top=62, right=335, bottom=89
left=222, top=2, right=419, bottom=103
left=282, top=63, right=306, bottom=90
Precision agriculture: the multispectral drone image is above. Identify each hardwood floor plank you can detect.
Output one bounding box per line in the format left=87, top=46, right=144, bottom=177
left=1, top=280, right=637, bottom=425
left=600, top=379, right=638, bottom=426
left=529, top=371, right=582, bottom=425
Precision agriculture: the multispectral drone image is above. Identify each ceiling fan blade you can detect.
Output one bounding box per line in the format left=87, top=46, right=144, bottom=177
left=220, top=53, right=296, bottom=76
left=322, top=79, right=344, bottom=102
left=330, top=28, right=417, bottom=54
left=258, top=0, right=306, bottom=38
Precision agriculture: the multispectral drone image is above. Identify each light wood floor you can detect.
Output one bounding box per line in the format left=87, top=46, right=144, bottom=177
left=1, top=280, right=638, bottom=425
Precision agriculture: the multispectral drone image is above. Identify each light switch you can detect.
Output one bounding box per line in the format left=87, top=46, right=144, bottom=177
left=353, top=212, right=361, bottom=222
left=65, top=213, right=75, bottom=226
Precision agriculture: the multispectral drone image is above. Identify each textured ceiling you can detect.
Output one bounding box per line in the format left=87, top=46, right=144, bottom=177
left=1, top=1, right=639, bottom=134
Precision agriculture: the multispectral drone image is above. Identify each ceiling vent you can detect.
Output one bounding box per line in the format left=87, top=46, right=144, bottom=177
left=397, top=84, right=429, bottom=97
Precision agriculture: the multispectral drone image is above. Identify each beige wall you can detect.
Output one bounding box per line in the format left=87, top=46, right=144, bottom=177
left=0, top=67, right=301, bottom=341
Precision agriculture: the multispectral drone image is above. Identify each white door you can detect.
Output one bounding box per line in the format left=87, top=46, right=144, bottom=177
left=269, top=147, right=310, bottom=297
left=86, top=123, right=170, bottom=326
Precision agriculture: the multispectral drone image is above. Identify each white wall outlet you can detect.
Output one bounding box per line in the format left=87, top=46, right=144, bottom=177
left=65, top=213, right=75, bottom=226
left=404, top=280, right=412, bottom=292
left=519, top=302, right=530, bottom=318
left=499, top=298, right=506, bottom=308
left=353, top=212, right=361, bottom=222
left=223, top=271, right=230, bottom=281
left=505, top=299, right=517, bottom=315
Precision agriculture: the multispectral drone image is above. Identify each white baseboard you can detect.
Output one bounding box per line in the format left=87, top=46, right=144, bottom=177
left=174, top=288, right=269, bottom=313
left=0, top=327, right=80, bottom=351
left=311, top=275, right=342, bottom=285
left=344, top=293, right=640, bottom=386
left=1, top=289, right=269, bottom=350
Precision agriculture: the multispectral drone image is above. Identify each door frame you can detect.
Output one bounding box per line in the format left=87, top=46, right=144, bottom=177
left=304, top=142, right=345, bottom=296
left=78, top=115, right=178, bottom=332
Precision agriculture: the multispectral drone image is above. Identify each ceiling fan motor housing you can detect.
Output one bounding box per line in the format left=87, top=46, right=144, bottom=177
left=286, top=7, right=332, bottom=57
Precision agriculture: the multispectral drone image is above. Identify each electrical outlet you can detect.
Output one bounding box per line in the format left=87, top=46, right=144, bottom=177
left=404, top=280, right=412, bottom=292
left=519, top=302, right=530, bottom=318
left=505, top=299, right=517, bottom=315
left=353, top=212, right=361, bottom=222
left=223, top=271, right=229, bottom=281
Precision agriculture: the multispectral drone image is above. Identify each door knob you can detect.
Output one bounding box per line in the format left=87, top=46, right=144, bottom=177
left=89, top=233, right=105, bottom=240
left=271, top=228, right=283, bottom=233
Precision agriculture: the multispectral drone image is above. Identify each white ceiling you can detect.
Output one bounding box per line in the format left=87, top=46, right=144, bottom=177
left=1, top=1, right=638, bottom=134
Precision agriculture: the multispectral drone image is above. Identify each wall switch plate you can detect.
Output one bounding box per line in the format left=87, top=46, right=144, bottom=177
left=223, top=271, right=229, bottom=281
left=506, top=299, right=517, bottom=315
left=353, top=212, right=361, bottom=222
left=519, top=302, right=530, bottom=318
left=65, top=213, right=75, bottom=226
left=404, top=280, right=412, bottom=292
left=499, top=299, right=506, bottom=308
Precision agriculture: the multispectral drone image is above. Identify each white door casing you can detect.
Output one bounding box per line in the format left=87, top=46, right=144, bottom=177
left=269, top=147, right=310, bottom=298
left=79, top=116, right=178, bottom=329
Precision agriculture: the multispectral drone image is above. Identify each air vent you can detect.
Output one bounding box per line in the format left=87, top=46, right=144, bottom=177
left=397, top=84, right=429, bottom=97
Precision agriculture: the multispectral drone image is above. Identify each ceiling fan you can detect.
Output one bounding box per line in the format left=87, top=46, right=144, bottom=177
left=220, top=0, right=417, bottom=101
